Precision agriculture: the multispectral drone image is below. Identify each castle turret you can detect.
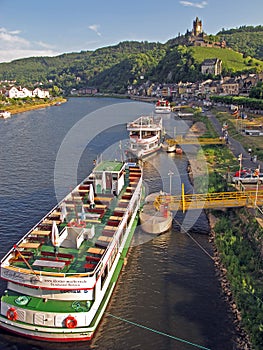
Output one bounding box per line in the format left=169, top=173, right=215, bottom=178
left=193, top=17, right=202, bottom=36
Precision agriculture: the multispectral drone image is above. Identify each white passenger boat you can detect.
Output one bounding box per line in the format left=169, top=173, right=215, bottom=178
left=154, top=99, right=171, bottom=114
left=127, top=115, right=163, bottom=159
left=0, top=160, right=143, bottom=342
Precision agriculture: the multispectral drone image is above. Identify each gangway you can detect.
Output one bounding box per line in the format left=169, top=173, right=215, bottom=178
left=165, top=137, right=226, bottom=146
left=154, top=189, right=263, bottom=212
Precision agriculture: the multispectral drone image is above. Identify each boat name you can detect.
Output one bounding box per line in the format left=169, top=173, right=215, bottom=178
left=2, top=270, right=27, bottom=283
left=2, top=270, right=90, bottom=288
left=44, top=278, right=88, bottom=288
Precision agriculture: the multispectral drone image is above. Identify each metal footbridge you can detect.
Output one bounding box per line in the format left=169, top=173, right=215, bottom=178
left=154, top=187, right=263, bottom=212
left=165, top=137, right=226, bottom=146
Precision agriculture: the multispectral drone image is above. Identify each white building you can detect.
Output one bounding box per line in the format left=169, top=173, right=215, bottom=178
left=6, top=86, right=50, bottom=99
left=32, top=88, right=50, bottom=98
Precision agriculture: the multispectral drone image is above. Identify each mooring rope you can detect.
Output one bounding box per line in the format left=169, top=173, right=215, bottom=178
left=107, top=313, right=211, bottom=350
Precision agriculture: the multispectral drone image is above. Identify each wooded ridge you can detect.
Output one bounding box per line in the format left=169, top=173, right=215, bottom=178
left=0, top=25, right=262, bottom=94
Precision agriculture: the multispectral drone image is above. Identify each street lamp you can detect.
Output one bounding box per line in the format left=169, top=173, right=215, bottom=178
left=254, top=165, right=260, bottom=207
left=168, top=170, right=174, bottom=194
left=238, top=153, right=242, bottom=176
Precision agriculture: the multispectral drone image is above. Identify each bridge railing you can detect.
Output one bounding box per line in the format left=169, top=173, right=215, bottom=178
left=154, top=190, right=263, bottom=212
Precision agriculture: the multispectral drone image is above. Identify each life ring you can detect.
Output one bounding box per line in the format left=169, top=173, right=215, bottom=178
left=7, top=307, right=18, bottom=321
left=65, top=315, right=77, bottom=328
left=15, top=295, right=29, bottom=306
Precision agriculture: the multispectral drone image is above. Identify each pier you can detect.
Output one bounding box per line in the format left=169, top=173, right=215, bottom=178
left=154, top=188, right=263, bottom=212
left=165, top=136, right=226, bottom=146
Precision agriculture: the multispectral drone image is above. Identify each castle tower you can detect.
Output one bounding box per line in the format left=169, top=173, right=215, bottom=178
left=193, top=17, right=202, bottom=36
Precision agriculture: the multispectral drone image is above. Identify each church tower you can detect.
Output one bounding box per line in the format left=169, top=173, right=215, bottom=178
left=193, top=17, right=202, bottom=36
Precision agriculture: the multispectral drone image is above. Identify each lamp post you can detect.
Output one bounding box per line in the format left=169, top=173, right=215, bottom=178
left=238, top=153, right=242, bottom=176
left=168, top=170, right=174, bottom=194
left=254, top=165, right=260, bottom=207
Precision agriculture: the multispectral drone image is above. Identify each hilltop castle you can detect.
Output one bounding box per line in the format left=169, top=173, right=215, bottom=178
left=192, top=16, right=203, bottom=36
left=189, top=17, right=226, bottom=48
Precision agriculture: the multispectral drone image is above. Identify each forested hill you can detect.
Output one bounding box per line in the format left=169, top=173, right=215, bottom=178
left=217, top=25, right=263, bottom=60
left=0, top=26, right=262, bottom=94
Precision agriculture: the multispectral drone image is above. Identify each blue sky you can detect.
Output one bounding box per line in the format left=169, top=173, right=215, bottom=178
left=0, top=0, right=262, bottom=63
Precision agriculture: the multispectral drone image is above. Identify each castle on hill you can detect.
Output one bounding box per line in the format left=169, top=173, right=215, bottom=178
left=188, top=17, right=226, bottom=48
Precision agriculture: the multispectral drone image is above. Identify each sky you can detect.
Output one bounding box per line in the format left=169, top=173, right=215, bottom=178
left=0, top=0, right=262, bottom=63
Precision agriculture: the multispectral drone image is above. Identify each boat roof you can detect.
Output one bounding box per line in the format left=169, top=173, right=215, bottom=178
left=94, top=160, right=124, bottom=173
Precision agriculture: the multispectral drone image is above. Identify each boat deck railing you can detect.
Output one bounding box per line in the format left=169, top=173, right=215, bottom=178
left=2, top=165, right=143, bottom=279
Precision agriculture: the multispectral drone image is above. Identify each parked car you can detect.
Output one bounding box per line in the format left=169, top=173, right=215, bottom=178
left=234, top=168, right=251, bottom=177
left=232, top=173, right=263, bottom=184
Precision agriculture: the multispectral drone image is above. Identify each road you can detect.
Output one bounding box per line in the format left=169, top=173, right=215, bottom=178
left=207, top=113, right=263, bottom=171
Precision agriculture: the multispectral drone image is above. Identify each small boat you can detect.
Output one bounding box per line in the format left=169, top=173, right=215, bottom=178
left=0, top=110, right=11, bottom=119
left=0, top=160, right=143, bottom=342
left=154, top=99, right=171, bottom=114
left=127, top=115, right=163, bottom=159
left=162, top=139, right=183, bottom=154
left=139, top=193, right=172, bottom=234
left=162, top=139, right=176, bottom=153
left=175, top=146, right=183, bottom=154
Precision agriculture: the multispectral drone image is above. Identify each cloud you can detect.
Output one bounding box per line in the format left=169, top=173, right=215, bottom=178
left=0, top=27, right=59, bottom=63
left=180, top=1, right=208, bottom=8
left=0, top=27, right=30, bottom=48
left=35, top=41, right=55, bottom=49
left=88, top=24, right=102, bottom=37
left=0, top=49, right=60, bottom=63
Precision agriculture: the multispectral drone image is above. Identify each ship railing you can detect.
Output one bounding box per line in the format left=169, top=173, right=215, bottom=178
left=97, top=175, right=142, bottom=263
left=1, top=169, right=142, bottom=281
left=2, top=260, right=101, bottom=279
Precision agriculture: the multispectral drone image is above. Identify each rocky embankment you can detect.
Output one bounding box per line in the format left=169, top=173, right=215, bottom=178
left=187, top=121, right=253, bottom=349
left=208, top=213, right=252, bottom=350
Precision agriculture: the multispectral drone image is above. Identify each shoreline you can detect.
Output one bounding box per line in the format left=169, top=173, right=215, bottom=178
left=4, top=98, right=67, bottom=116
left=187, top=160, right=252, bottom=349
left=207, top=213, right=252, bottom=350
left=185, top=119, right=252, bottom=349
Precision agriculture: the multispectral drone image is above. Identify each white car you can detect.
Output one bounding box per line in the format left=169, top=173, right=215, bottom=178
left=232, top=173, right=263, bottom=184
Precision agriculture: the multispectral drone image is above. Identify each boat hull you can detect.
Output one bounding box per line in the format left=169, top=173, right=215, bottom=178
left=139, top=193, right=172, bottom=234
left=155, top=109, right=171, bottom=114
left=140, top=211, right=172, bottom=234
left=127, top=144, right=162, bottom=159
left=0, top=214, right=139, bottom=342
left=0, top=161, right=142, bottom=342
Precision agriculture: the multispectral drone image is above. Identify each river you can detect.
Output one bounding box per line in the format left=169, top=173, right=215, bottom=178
left=0, top=97, right=236, bottom=350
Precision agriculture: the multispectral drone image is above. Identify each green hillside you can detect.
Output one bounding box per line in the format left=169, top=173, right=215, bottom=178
left=217, top=26, right=263, bottom=60
left=191, top=46, right=263, bottom=74
left=0, top=25, right=263, bottom=94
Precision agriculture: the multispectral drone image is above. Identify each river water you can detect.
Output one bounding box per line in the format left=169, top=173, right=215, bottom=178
left=0, top=98, right=236, bottom=350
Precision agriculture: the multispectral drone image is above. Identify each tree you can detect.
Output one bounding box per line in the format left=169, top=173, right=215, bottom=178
left=249, top=82, right=263, bottom=99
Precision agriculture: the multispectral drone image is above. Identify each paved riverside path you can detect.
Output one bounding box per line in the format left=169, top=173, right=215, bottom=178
left=207, top=113, right=263, bottom=171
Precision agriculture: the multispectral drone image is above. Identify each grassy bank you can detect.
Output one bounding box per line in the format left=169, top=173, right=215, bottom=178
left=190, top=114, right=263, bottom=349
left=2, top=97, right=67, bottom=115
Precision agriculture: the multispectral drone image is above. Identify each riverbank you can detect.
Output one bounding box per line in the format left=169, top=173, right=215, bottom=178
left=207, top=213, right=253, bottom=350
left=3, top=97, right=67, bottom=115
left=186, top=119, right=254, bottom=349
